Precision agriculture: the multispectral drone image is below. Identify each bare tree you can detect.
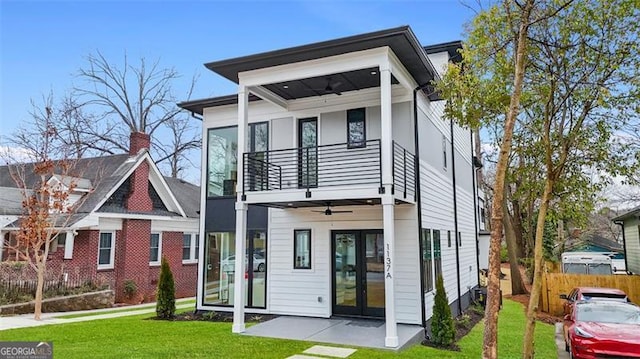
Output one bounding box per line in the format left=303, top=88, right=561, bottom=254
left=2, top=106, right=91, bottom=320
left=72, top=51, right=200, bottom=177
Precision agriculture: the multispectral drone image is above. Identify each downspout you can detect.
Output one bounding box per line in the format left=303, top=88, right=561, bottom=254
left=413, top=84, right=430, bottom=337
left=450, top=116, right=463, bottom=316
left=471, top=130, right=481, bottom=288
left=614, top=220, right=628, bottom=274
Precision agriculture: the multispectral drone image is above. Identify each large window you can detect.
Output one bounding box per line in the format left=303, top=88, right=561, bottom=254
left=98, top=232, right=115, bottom=270
left=294, top=229, right=311, bottom=269
left=422, top=228, right=433, bottom=292
left=207, top=126, right=238, bottom=197
left=182, top=233, right=199, bottom=263
left=150, top=233, right=161, bottom=265
left=203, top=231, right=266, bottom=308
left=347, top=108, right=366, bottom=148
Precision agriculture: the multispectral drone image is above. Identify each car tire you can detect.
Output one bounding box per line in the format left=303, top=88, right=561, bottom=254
left=258, top=263, right=265, bottom=272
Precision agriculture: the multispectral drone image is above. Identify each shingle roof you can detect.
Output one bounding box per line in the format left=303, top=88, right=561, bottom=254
left=612, top=205, right=640, bottom=221
left=0, top=153, right=201, bottom=226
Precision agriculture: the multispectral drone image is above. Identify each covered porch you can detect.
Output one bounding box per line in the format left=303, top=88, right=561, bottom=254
left=243, top=316, right=423, bottom=351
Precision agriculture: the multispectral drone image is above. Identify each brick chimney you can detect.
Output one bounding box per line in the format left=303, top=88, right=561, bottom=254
left=126, top=132, right=152, bottom=212
left=130, top=131, right=151, bottom=155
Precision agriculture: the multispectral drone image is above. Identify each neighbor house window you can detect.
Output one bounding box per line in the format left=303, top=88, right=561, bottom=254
left=442, top=135, right=447, bottom=169
left=447, top=230, right=452, bottom=247
left=150, top=233, right=161, bottom=265
left=294, top=229, right=312, bottom=269
left=347, top=108, right=366, bottom=148
left=182, top=233, right=200, bottom=263
left=458, top=232, right=462, bottom=247
left=422, top=228, right=434, bottom=292
left=207, top=126, right=238, bottom=197
left=97, top=232, right=115, bottom=269
left=433, top=230, right=442, bottom=281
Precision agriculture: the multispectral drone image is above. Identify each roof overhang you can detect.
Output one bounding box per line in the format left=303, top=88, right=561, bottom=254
left=612, top=205, right=640, bottom=222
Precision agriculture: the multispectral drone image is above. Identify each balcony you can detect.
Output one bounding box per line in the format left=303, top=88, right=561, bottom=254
left=241, top=140, right=416, bottom=207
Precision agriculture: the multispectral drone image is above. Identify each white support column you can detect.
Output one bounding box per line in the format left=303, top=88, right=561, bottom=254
left=0, top=231, right=4, bottom=261
left=380, top=60, right=398, bottom=348
left=232, top=86, right=249, bottom=334
left=63, top=230, right=75, bottom=260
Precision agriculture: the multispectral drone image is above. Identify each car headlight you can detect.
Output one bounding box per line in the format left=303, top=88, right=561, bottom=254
left=574, top=326, right=593, bottom=338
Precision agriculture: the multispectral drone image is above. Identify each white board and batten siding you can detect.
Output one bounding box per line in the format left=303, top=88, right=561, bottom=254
left=266, top=205, right=422, bottom=324
left=417, top=92, right=478, bottom=318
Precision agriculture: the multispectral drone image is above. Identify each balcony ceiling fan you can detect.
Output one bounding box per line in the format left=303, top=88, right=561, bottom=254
left=309, top=77, right=342, bottom=96
left=311, top=202, right=352, bottom=216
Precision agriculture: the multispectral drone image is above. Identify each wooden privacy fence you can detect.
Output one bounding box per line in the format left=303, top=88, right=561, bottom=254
left=540, top=272, right=640, bottom=316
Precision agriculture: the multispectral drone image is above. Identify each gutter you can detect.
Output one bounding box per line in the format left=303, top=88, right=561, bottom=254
left=613, top=220, right=628, bottom=274
left=413, top=83, right=430, bottom=337
left=471, top=130, right=481, bottom=287
left=450, top=115, right=463, bottom=316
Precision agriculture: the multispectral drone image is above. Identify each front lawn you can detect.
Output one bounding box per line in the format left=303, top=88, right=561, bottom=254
left=0, top=300, right=557, bottom=358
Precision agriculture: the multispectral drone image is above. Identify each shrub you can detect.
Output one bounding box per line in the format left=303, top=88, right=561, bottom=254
left=456, top=313, right=471, bottom=329
left=123, top=280, right=137, bottom=299
left=500, top=245, right=508, bottom=263
left=431, top=274, right=456, bottom=347
left=156, top=257, right=176, bottom=319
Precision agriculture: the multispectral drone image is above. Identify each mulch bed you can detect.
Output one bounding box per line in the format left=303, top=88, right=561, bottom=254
left=421, top=306, right=485, bottom=351
left=151, top=310, right=277, bottom=323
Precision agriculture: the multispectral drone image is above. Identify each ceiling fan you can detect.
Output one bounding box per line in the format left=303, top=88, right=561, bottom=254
left=310, top=77, right=342, bottom=96
left=311, top=202, right=353, bottom=216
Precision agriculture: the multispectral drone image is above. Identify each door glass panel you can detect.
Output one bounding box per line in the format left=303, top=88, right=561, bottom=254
left=364, top=233, right=385, bottom=309
left=248, top=122, right=269, bottom=191
left=334, top=233, right=357, bottom=308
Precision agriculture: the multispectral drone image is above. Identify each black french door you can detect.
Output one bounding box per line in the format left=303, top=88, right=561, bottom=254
left=298, top=117, right=317, bottom=188
left=332, top=230, right=385, bottom=317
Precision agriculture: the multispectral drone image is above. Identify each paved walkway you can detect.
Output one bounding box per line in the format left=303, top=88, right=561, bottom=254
left=287, top=345, right=357, bottom=359
left=0, top=297, right=195, bottom=331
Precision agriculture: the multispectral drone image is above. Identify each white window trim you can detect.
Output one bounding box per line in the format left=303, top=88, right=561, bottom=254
left=182, top=233, right=199, bottom=264
left=150, top=232, right=162, bottom=266
left=97, top=231, right=116, bottom=270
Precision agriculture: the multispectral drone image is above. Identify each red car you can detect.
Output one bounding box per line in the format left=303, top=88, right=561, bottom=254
left=560, top=287, right=630, bottom=316
left=563, top=300, right=640, bottom=358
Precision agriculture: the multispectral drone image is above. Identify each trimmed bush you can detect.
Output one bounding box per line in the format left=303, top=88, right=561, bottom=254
left=156, top=257, right=176, bottom=319
left=431, top=274, right=456, bottom=346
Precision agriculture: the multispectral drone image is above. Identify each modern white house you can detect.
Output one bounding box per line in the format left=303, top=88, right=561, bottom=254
left=179, top=26, right=480, bottom=348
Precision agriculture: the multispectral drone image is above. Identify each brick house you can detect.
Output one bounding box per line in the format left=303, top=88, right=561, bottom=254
left=0, top=132, right=200, bottom=302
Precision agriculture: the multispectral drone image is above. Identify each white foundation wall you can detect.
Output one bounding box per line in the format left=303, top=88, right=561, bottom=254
left=266, top=204, right=421, bottom=324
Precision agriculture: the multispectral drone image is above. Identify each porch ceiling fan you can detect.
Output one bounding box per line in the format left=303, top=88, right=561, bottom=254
left=309, top=77, right=343, bottom=96
left=311, top=202, right=353, bottom=216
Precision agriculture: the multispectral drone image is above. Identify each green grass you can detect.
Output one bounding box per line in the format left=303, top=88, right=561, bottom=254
left=0, top=300, right=557, bottom=359
left=55, top=299, right=196, bottom=319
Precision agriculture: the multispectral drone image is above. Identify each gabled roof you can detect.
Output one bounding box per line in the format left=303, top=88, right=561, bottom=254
left=0, top=152, right=200, bottom=227
left=164, top=177, right=200, bottom=218
left=612, top=205, right=640, bottom=222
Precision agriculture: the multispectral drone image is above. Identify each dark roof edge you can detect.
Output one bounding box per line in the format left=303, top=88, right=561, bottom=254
left=423, top=40, right=463, bottom=54
left=177, top=94, right=263, bottom=115
left=204, top=26, right=411, bottom=72
left=612, top=205, right=640, bottom=221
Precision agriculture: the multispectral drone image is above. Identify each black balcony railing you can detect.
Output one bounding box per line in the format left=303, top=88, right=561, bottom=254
left=243, top=139, right=416, bottom=201
left=393, top=141, right=417, bottom=201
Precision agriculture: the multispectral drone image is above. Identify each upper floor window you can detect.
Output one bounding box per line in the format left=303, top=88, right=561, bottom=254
left=98, top=232, right=115, bottom=270
left=422, top=228, right=433, bottom=292
left=347, top=108, right=366, bottom=148
left=442, top=135, right=448, bottom=170
left=207, top=126, right=238, bottom=197
left=150, top=233, right=162, bottom=265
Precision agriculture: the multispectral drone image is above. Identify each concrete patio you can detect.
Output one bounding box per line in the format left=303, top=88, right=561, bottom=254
left=243, top=316, right=424, bottom=351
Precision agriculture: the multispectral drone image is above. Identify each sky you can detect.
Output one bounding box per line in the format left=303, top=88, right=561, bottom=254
left=0, top=0, right=475, bottom=138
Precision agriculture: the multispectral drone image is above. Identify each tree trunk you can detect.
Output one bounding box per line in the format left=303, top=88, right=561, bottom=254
left=522, top=179, right=553, bottom=359
left=482, top=1, right=535, bottom=357
left=34, top=260, right=45, bottom=320
left=510, top=198, right=527, bottom=259
left=503, top=189, right=528, bottom=295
